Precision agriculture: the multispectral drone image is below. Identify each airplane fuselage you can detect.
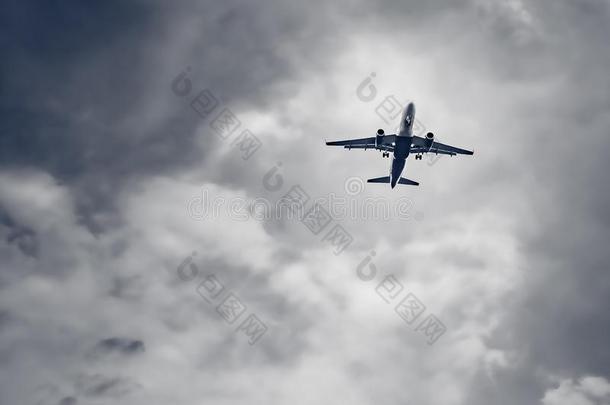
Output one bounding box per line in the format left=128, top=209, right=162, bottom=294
left=389, top=102, right=416, bottom=188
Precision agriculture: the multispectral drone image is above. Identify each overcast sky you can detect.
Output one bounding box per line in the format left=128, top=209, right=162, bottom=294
left=1, top=1, right=610, bottom=404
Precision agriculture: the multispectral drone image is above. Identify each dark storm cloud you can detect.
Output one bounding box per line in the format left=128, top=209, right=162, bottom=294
left=2, top=0, right=610, bottom=404
left=1, top=0, right=202, bottom=232
left=0, top=0, right=347, bottom=233
left=0, top=1, right=165, bottom=175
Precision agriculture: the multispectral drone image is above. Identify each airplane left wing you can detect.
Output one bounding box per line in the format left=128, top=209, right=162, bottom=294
left=411, top=135, right=474, bottom=156
left=326, top=134, right=396, bottom=151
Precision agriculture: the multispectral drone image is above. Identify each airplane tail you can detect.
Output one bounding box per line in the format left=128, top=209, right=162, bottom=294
left=367, top=176, right=419, bottom=186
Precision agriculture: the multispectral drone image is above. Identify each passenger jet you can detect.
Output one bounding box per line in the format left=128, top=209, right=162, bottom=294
left=325, top=102, right=474, bottom=188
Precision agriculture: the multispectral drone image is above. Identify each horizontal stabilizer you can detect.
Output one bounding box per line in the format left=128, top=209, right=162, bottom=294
left=367, top=176, right=390, bottom=183
left=398, top=177, right=419, bottom=186
left=367, top=176, right=419, bottom=186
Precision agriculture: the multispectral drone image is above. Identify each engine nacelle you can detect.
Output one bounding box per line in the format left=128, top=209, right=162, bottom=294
left=375, top=129, right=385, bottom=148
left=425, top=132, right=434, bottom=149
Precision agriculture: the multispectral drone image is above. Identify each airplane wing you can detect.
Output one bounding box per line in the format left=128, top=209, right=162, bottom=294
left=326, top=134, right=396, bottom=151
left=411, top=135, right=474, bottom=156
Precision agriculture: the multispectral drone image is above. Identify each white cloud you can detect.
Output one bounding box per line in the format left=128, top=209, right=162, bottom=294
left=542, top=376, right=610, bottom=405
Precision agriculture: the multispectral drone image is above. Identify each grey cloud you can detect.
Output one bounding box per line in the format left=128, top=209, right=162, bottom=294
left=0, top=0, right=347, bottom=234
left=0, top=207, right=39, bottom=258
left=95, top=337, right=145, bottom=356
left=164, top=253, right=314, bottom=368
left=57, top=396, right=77, bottom=405
left=75, top=373, right=140, bottom=398
left=2, top=1, right=610, bottom=404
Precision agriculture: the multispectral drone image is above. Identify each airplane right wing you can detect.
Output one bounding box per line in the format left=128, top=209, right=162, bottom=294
left=411, top=135, right=474, bottom=156
left=326, top=134, right=396, bottom=151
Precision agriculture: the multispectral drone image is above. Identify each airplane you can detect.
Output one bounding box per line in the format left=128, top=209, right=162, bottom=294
left=325, top=102, right=473, bottom=188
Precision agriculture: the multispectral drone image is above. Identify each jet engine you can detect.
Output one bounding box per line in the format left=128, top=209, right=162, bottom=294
left=425, top=132, right=434, bottom=149
left=375, top=129, right=385, bottom=148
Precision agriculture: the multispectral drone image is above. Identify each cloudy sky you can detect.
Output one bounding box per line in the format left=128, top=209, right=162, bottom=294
left=1, top=1, right=610, bottom=404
